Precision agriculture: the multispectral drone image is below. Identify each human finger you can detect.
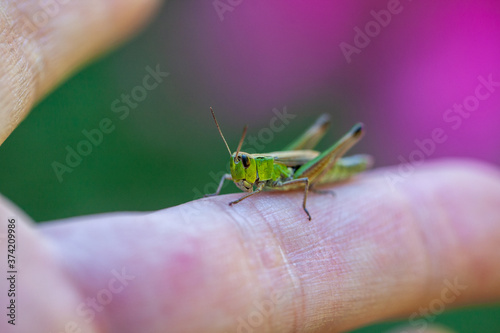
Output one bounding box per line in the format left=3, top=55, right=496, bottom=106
left=0, top=0, right=162, bottom=144
left=35, top=160, right=500, bottom=332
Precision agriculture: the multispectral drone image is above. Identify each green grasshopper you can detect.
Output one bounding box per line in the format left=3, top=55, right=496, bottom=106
left=205, top=108, right=373, bottom=220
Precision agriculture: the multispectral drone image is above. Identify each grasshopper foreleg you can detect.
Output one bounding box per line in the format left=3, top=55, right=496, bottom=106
left=229, top=183, right=265, bottom=206
left=204, top=173, right=232, bottom=197
left=277, top=177, right=311, bottom=220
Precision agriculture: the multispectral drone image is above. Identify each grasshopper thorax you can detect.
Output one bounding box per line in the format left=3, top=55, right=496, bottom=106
left=230, top=152, right=258, bottom=192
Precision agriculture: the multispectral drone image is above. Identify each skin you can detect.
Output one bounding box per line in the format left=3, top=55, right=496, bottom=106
left=0, top=1, right=499, bottom=332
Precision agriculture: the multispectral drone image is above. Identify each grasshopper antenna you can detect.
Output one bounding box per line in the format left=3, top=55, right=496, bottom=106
left=210, top=107, right=232, bottom=157
left=234, top=125, right=247, bottom=162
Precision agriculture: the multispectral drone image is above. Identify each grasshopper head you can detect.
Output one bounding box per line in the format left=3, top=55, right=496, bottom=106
left=230, top=152, right=257, bottom=192
left=209, top=108, right=256, bottom=191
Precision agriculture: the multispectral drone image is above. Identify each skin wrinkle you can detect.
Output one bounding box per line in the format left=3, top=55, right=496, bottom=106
left=11, top=1, right=46, bottom=86
left=275, top=175, right=437, bottom=331
left=237, top=204, right=291, bottom=331
left=291, top=210, right=339, bottom=329
left=159, top=206, right=269, bottom=332
left=399, top=170, right=472, bottom=306
left=384, top=182, right=446, bottom=318
left=425, top=188, right=464, bottom=289
left=373, top=163, right=499, bottom=315
left=229, top=201, right=304, bottom=333
left=276, top=241, right=303, bottom=333
left=290, top=162, right=499, bottom=331
left=389, top=182, right=436, bottom=313
left=266, top=208, right=338, bottom=331
left=370, top=212, right=415, bottom=303
left=267, top=204, right=310, bottom=331
left=207, top=209, right=289, bottom=333
left=271, top=212, right=315, bottom=330
left=439, top=172, right=500, bottom=301
left=280, top=226, right=307, bottom=333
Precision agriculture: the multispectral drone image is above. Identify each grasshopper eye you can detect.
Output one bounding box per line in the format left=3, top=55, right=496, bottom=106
left=241, top=154, right=250, bottom=168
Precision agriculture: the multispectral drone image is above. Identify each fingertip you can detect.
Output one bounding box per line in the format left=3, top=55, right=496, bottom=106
left=0, top=0, right=163, bottom=144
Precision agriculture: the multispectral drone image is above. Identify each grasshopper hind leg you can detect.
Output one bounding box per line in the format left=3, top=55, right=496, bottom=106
left=276, top=177, right=311, bottom=220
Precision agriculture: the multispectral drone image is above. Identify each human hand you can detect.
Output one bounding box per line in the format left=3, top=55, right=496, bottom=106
left=1, top=1, right=500, bottom=332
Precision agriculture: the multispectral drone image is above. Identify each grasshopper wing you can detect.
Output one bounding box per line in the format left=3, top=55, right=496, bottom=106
left=258, top=150, right=320, bottom=167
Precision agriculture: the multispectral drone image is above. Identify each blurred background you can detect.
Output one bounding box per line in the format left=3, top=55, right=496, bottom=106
left=0, top=0, right=499, bottom=331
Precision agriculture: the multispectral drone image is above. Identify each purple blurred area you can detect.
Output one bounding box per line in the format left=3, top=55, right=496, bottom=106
left=167, top=0, right=500, bottom=166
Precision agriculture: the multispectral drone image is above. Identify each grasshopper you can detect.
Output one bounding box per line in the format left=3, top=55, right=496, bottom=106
left=205, top=108, right=373, bottom=220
